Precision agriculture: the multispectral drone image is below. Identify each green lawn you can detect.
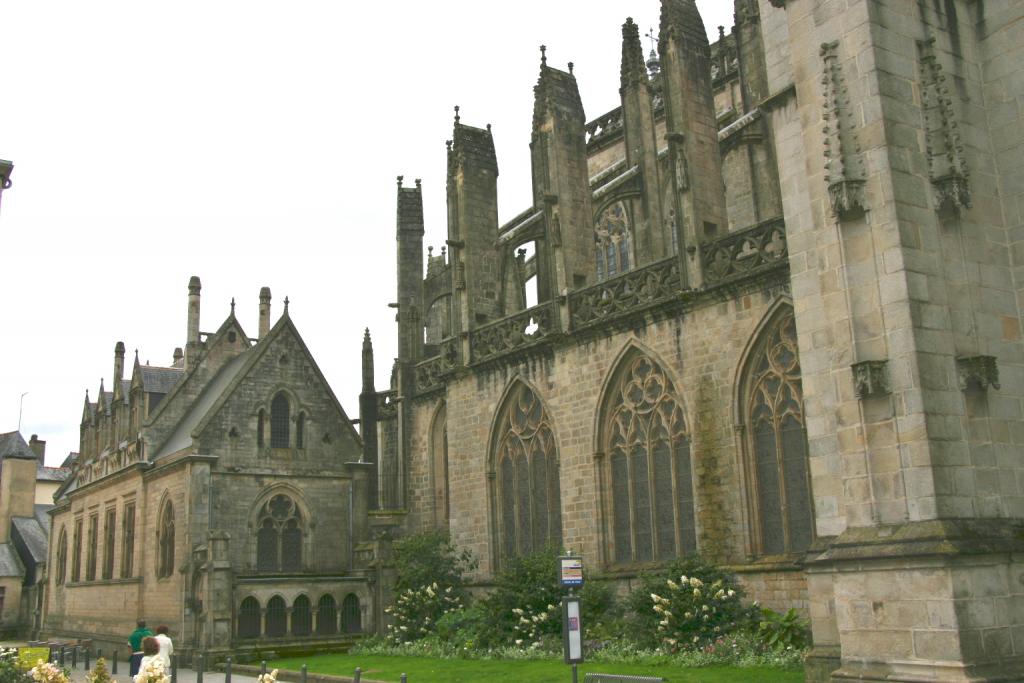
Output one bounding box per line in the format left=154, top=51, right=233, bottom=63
left=268, top=653, right=803, bottom=683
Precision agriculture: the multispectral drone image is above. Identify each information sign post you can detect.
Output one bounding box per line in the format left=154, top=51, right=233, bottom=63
left=558, top=555, right=584, bottom=683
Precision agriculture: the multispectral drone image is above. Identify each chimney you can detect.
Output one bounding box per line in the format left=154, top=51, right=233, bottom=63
left=186, top=276, right=202, bottom=369
left=0, top=449, right=38, bottom=541
left=172, top=347, right=184, bottom=367
left=259, top=286, right=272, bottom=339
left=29, top=434, right=46, bottom=465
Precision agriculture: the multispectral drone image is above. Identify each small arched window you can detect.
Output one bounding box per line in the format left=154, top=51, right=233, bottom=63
left=157, top=502, right=175, bottom=578
left=266, top=596, right=287, bottom=637
left=292, top=595, right=312, bottom=636
left=56, top=527, right=68, bottom=586
left=296, top=412, right=306, bottom=449
left=342, top=594, right=362, bottom=633
left=257, top=409, right=265, bottom=448
left=271, top=392, right=290, bottom=448
left=238, top=597, right=261, bottom=638
left=595, top=202, right=632, bottom=281
left=317, top=594, right=338, bottom=635
left=255, top=494, right=303, bottom=572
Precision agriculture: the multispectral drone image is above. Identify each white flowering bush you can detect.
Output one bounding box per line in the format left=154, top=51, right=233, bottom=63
left=256, top=669, right=278, bottom=683
left=132, top=659, right=169, bottom=683
left=28, top=662, right=68, bottom=683
left=510, top=603, right=558, bottom=649
left=626, top=557, right=756, bottom=651
left=385, top=582, right=464, bottom=645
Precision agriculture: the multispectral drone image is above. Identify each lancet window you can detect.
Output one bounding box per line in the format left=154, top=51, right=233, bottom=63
left=157, top=501, right=175, bottom=578
left=256, top=494, right=303, bottom=572
left=742, top=308, right=813, bottom=556
left=270, top=393, right=290, bottom=448
left=603, top=353, right=696, bottom=564
left=493, top=383, right=562, bottom=562
left=56, top=527, right=67, bottom=585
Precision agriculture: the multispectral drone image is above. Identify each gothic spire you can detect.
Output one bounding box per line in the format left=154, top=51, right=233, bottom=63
left=621, top=18, right=649, bottom=89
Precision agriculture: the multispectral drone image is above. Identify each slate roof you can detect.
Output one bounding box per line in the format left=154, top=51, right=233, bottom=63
left=140, top=366, right=184, bottom=394
left=37, top=465, right=70, bottom=482
left=152, top=351, right=250, bottom=459
left=34, top=504, right=52, bottom=535
left=0, top=431, right=36, bottom=460
left=11, top=516, right=48, bottom=564
left=0, top=543, right=23, bottom=578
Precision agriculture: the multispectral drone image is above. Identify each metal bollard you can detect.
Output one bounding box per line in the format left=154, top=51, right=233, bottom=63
left=171, top=654, right=178, bottom=683
left=97, top=650, right=103, bottom=666
left=59, top=647, right=66, bottom=667
left=71, top=646, right=77, bottom=668
left=353, top=667, right=361, bottom=683
left=84, top=648, right=90, bottom=672
left=300, top=664, right=307, bottom=683
left=224, top=657, right=232, bottom=683
left=260, top=661, right=267, bottom=676
left=112, top=651, right=118, bottom=675
left=400, top=674, right=407, bottom=683
left=195, top=654, right=204, bottom=683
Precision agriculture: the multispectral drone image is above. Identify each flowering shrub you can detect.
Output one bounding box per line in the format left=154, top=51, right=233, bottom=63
left=0, top=649, right=28, bottom=683
left=256, top=669, right=278, bottom=683
left=28, top=662, right=68, bottom=683
left=85, top=658, right=112, bottom=683
left=385, top=582, right=464, bottom=645
left=132, top=659, right=169, bottom=683
left=625, top=556, right=756, bottom=650
left=510, top=603, right=558, bottom=649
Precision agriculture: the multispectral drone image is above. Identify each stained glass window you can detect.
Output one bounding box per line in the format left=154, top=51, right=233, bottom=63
left=745, top=308, right=813, bottom=555
left=493, top=383, right=562, bottom=562
left=271, top=393, right=290, bottom=448
left=122, top=502, right=135, bottom=577
left=255, top=494, right=303, bottom=572
left=595, top=202, right=633, bottom=281
left=102, top=508, right=116, bottom=579
left=86, top=514, right=98, bottom=581
left=604, top=354, right=696, bottom=563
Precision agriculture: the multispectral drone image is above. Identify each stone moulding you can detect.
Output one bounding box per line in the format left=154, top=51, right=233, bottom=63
left=414, top=338, right=459, bottom=394
left=569, top=255, right=682, bottom=328
left=956, top=355, right=999, bottom=391
left=469, top=302, right=556, bottom=364
left=820, top=41, right=867, bottom=218
left=851, top=360, right=890, bottom=398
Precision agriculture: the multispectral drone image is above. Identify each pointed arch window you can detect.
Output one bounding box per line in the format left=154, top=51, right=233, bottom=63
left=271, top=393, right=290, bottom=448
left=603, top=354, right=696, bottom=564
left=431, top=404, right=450, bottom=529
left=71, top=519, right=82, bottom=582
left=316, top=594, right=338, bottom=635
left=255, top=494, right=303, bottom=572
left=742, top=308, right=813, bottom=556
left=292, top=595, right=312, bottom=636
left=238, top=597, right=261, bottom=638
left=595, top=202, right=632, bottom=281
left=342, top=594, right=362, bottom=633
left=257, top=409, right=266, bottom=448
left=493, top=383, right=562, bottom=562
left=157, top=502, right=175, bottom=578
left=266, top=596, right=287, bottom=637
left=56, top=527, right=67, bottom=586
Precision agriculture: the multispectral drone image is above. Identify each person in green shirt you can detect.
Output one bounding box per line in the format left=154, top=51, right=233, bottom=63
left=128, top=620, right=153, bottom=677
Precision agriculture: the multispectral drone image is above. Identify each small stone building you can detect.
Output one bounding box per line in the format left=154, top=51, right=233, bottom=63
left=362, top=1, right=1024, bottom=681
left=0, top=431, right=68, bottom=638
left=43, top=282, right=375, bottom=657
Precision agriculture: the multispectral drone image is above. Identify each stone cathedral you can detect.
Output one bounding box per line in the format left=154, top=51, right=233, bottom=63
left=360, top=1, right=1024, bottom=681
left=43, top=1, right=1022, bottom=681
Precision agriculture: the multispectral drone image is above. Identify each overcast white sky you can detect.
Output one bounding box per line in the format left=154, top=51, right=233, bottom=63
left=0, top=1, right=734, bottom=465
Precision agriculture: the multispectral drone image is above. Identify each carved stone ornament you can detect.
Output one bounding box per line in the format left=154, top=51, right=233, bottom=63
left=852, top=360, right=890, bottom=399
left=957, top=355, right=1000, bottom=391
left=820, top=41, right=868, bottom=218
left=918, top=39, right=971, bottom=214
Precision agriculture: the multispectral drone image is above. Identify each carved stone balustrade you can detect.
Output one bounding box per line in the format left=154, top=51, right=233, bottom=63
left=701, top=218, right=788, bottom=285
left=470, top=302, right=557, bottom=364
left=569, top=256, right=683, bottom=329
